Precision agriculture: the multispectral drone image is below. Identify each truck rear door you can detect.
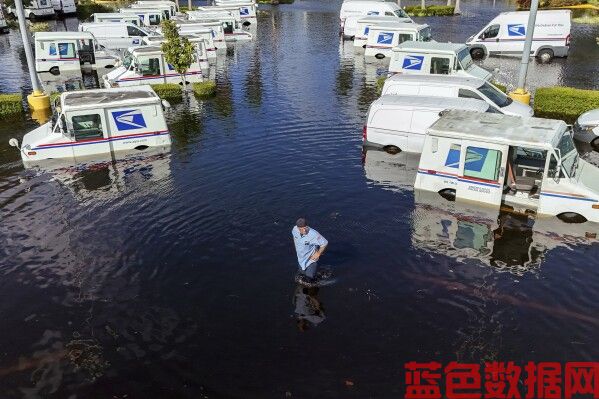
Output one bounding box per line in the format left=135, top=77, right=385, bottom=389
left=456, top=142, right=507, bottom=208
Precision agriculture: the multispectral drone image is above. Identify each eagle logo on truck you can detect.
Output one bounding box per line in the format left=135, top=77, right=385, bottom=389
left=112, top=110, right=147, bottom=131
left=402, top=55, right=424, bottom=70
left=240, top=7, right=249, bottom=16
left=507, top=24, right=526, bottom=36
left=364, top=26, right=370, bottom=35
left=377, top=32, right=394, bottom=45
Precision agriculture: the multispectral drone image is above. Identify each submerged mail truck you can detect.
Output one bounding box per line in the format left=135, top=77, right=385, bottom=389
left=365, top=23, right=431, bottom=59
left=340, top=0, right=412, bottom=38
left=352, top=16, right=398, bottom=48
left=415, top=110, right=599, bottom=223
left=79, top=22, right=154, bottom=50
left=34, top=31, right=120, bottom=74
left=8, top=86, right=171, bottom=163
left=388, top=41, right=493, bottom=81
left=466, top=10, right=571, bottom=62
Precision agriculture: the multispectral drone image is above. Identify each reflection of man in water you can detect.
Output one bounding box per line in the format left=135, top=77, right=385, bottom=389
left=294, top=285, right=326, bottom=331
left=292, top=218, right=329, bottom=286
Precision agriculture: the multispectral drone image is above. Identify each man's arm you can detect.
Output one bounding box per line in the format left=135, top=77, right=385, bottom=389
left=309, top=234, right=328, bottom=261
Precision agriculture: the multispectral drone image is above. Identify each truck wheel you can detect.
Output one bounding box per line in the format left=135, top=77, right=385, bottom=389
left=536, top=49, right=554, bottom=63
left=29, top=13, right=37, bottom=20
left=105, top=64, right=114, bottom=69
left=557, top=212, right=587, bottom=223
left=49, top=66, right=60, bottom=75
left=591, top=137, right=599, bottom=151
left=439, top=189, right=456, bottom=202
left=242, top=21, right=250, bottom=27
left=383, top=145, right=400, bottom=154
left=470, top=48, right=485, bottom=60
left=375, top=53, right=385, bottom=59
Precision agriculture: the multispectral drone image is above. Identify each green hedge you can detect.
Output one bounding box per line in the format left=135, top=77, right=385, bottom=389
left=492, top=81, right=507, bottom=93
left=405, top=5, right=455, bottom=16
left=376, top=76, right=386, bottom=95
left=193, top=81, right=217, bottom=98
left=76, top=0, right=115, bottom=21
left=534, top=87, right=599, bottom=123
left=256, top=0, right=294, bottom=4
left=0, top=93, right=23, bottom=116
left=151, top=83, right=183, bottom=102
left=517, top=0, right=586, bottom=9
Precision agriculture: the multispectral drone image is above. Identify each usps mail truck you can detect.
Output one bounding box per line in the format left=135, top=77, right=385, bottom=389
left=79, top=22, right=154, bottom=50
left=364, top=22, right=431, bottom=59
left=466, top=10, right=571, bottom=62
left=352, top=16, right=398, bottom=48
left=93, top=13, right=143, bottom=26
left=340, top=0, right=412, bottom=39
left=389, top=41, right=493, bottom=81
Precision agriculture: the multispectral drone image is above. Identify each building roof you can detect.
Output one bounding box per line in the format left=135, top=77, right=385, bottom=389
left=385, top=74, right=486, bottom=89
left=373, top=95, right=489, bottom=112
left=34, top=31, right=95, bottom=40
left=393, top=40, right=466, bottom=53
left=61, top=86, right=160, bottom=109
left=428, top=110, right=566, bottom=147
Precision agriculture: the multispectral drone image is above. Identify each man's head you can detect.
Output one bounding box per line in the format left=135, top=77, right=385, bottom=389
left=296, top=218, right=309, bottom=235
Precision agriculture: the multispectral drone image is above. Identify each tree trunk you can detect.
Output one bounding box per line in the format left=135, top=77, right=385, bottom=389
left=397, top=0, right=401, bottom=8
left=188, top=0, right=192, bottom=11
left=454, top=0, right=460, bottom=14
left=446, top=0, right=451, bottom=6
left=421, top=0, right=425, bottom=10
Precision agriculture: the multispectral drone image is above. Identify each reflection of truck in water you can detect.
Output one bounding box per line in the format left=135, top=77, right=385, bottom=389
left=363, top=147, right=599, bottom=274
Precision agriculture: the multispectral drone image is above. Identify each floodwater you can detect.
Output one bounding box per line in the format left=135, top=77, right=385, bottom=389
left=1, top=0, right=599, bottom=398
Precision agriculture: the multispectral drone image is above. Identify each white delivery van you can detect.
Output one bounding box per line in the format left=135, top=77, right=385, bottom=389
left=340, top=0, right=412, bottom=39
left=143, top=31, right=217, bottom=59
left=8, top=86, right=171, bottom=163
left=139, top=35, right=211, bottom=67
left=102, top=45, right=207, bottom=87
left=363, top=95, right=491, bottom=153
left=135, top=1, right=178, bottom=17
left=128, top=4, right=171, bottom=20
left=573, top=109, right=599, bottom=150
left=365, top=22, right=431, bottom=59
left=51, top=0, right=76, bottom=14
left=94, top=13, right=143, bottom=26
left=0, top=7, right=9, bottom=34
left=466, top=10, right=571, bottom=62
left=352, top=16, right=398, bottom=48
left=120, top=8, right=167, bottom=27
left=34, top=32, right=120, bottom=74
left=415, top=110, right=599, bottom=223
left=197, top=3, right=257, bottom=26
left=79, top=22, right=154, bottom=50
left=8, top=0, right=55, bottom=19
left=187, top=10, right=252, bottom=41
left=163, top=20, right=227, bottom=49
left=389, top=41, right=493, bottom=81
left=381, top=74, right=533, bottom=117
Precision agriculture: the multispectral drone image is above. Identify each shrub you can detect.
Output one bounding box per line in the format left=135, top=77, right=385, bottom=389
left=404, top=5, right=455, bottom=16
left=534, top=87, right=599, bottom=123
left=76, top=0, right=115, bottom=21
left=0, top=93, right=23, bottom=116
left=492, top=81, right=507, bottom=93
left=192, top=81, right=217, bottom=98
left=28, top=21, right=50, bottom=32
left=150, top=83, right=183, bottom=102
left=517, top=0, right=586, bottom=9
left=376, top=76, right=386, bottom=95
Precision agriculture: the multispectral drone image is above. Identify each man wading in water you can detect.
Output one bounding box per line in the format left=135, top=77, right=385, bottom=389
left=292, top=218, right=331, bottom=286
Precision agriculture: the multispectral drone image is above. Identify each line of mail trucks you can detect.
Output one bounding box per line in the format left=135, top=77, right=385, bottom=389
left=340, top=0, right=413, bottom=39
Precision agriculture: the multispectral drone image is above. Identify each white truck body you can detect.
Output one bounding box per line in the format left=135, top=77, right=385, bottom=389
left=120, top=8, right=167, bottom=27
left=415, top=110, right=599, bottom=223
left=187, top=10, right=252, bottom=41
left=197, top=3, right=257, bottom=26
left=466, top=10, right=571, bottom=61
left=103, top=45, right=206, bottom=87
left=9, top=0, right=55, bottom=19
left=389, top=41, right=493, bottom=81
left=352, top=16, right=398, bottom=48
left=363, top=95, right=490, bottom=153
left=34, top=31, right=120, bottom=74
left=10, top=86, right=171, bottom=163
left=0, top=7, right=9, bottom=33
left=135, top=1, right=178, bottom=17
left=93, top=13, right=143, bottom=26
left=79, top=22, right=155, bottom=50
left=364, top=22, right=431, bottom=59
left=162, top=20, right=227, bottom=49
left=143, top=31, right=217, bottom=59
left=381, top=74, right=533, bottom=117
left=51, top=0, right=76, bottom=14
left=340, top=0, right=412, bottom=38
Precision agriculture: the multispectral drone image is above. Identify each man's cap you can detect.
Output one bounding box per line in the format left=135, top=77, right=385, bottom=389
left=296, top=218, right=307, bottom=228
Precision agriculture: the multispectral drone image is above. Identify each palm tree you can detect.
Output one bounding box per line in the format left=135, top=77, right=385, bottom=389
left=421, top=0, right=425, bottom=9
left=454, top=0, right=461, bottom=14
left=447, top=0, right=451, bottom=6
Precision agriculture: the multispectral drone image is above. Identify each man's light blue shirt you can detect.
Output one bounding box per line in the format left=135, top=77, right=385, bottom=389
left=292, top=226, right=328, bottom=270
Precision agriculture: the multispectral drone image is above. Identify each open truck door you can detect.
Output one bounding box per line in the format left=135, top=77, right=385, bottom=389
left=456, top=142, right=508, bottom=209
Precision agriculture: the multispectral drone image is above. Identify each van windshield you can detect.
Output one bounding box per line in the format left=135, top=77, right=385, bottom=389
left=457, top=48, right=473, bottom=70
left=478, top=82, right=513, bottom=108
left=418, top=27, right=432, bottom=42
left=394, top=9, right=409, bottom=18
left=556, top=132, right=579, bottom=178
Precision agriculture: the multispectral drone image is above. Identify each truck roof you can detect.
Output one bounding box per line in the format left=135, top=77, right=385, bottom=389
left=385, top=74, right=487, bottom=89
left=370, top=22, right=425, bottom=31
left=34, top=31, right=95, bottom=40
left=356, top=15, right=399, bottom=24
left=177, top=19, right=221, bottom=25
left=61, top=86, right=161, bottom=110
left=428, top=110, right=567, bottom=147
left=131, top=45, right=163, bottom=54
left=373, top=95, right=489, bottom=112
left=393, top=40, right=465, bottom=53
left=93, top=12, right=139, bottom=17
